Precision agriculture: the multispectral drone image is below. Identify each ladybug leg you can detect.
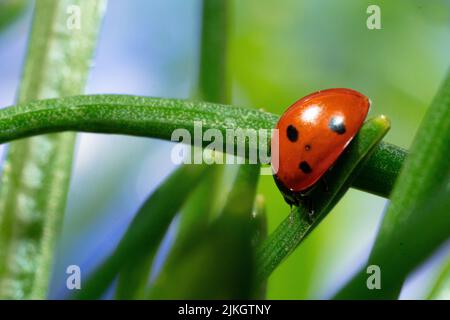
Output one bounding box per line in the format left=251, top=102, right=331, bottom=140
left=282, top=194, right=297, bottom=207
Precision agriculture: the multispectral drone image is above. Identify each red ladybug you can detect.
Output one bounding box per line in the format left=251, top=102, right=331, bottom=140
left=271, top=88, right=370, bottom=209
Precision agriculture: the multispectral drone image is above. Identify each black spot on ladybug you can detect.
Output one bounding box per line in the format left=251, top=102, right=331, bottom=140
left=305, top=144, right=311, bottom=151
left=299, top=161, right=312, bottom=174
left=329, top=116, right=346, bottom=134
left=286, top=125, right=298, bottom=142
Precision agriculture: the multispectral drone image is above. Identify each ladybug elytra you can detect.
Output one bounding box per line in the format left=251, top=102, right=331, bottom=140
left=271, top=88, right=370, bottom=209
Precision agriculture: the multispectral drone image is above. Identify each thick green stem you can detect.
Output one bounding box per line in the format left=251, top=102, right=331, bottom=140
left=351, top=142, right=407, bottom=197
left=0, top=0, right=106, bottom=299
left=0, top=95, right=405, bottom=199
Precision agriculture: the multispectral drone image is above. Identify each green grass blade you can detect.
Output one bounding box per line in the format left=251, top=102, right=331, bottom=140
left=0, top=0, right=27, bottom=32
left=256, top=116, right=391, bottom=281
left=74, top=164, right=211, bottom=300
left=198, top=0, right=229, bottom=103
left=0, top=0, right=106, bottom=299
left=334, top=71, right=450, bottom=299
left=114, top=252, right=154, bottom=300
left=428, top=255, right=450, bottom=300
left=148, top=164, right=260, bottom=299
left=0, top=95, right=405, bottom=199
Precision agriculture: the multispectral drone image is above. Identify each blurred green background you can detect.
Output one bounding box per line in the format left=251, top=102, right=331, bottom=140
left=0, top=0, right=449, bottom=299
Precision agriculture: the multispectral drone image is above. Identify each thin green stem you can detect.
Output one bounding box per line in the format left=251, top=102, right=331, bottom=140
left=198, top=0, right=229, bottom=103
left=0, top=0, right=106, bottom=299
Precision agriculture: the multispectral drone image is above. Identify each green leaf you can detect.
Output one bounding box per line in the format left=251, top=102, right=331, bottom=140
left=74, top=164, right=211, bottom=300
left=0, top=0, right=106, bottom=299
left=0, top=95, right=405, bottom=199
left=148, top=164, right=260, bottom=299
left=256, top=116, right=391, bottom=281
left=334, top=71, right=450, bottom=299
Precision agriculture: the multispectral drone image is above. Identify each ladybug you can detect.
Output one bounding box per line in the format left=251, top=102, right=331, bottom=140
left=271, top=88, right=370, bottom=212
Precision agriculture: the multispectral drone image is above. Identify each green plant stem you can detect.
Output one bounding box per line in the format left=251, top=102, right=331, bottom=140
left=0, top=95, right=275, bottom=158
left=256, top=116, right=391, bottom=281
left=0, top=95, right=405, bottom=199
left=198, top=0, right=229, bottom=103
left=334, top=71, right=450, bottom=299
left=0, top=0, right=106, bottom=299
left=351, top=142, right=407, bottom=197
